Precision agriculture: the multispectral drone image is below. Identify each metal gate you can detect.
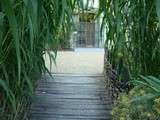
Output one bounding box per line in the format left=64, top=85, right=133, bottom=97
left=76, top=22, right=95, bottom=48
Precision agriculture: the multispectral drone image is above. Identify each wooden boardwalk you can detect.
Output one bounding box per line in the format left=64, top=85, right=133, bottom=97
left=30, top=74, right=111, bottom=120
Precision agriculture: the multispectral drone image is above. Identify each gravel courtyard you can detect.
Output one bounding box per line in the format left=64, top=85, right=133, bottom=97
left=45, top=48, right=105, bottom=75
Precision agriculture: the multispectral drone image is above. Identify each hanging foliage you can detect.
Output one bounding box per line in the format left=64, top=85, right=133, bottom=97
left=0, top=0, right=79, bottom=119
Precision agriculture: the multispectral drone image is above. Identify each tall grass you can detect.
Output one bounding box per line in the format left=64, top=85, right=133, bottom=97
left=0, top=0, right=78, bottom=119
left=98, top=1, right=160, bottom=118
left=99, top=0, right=160, bottom=80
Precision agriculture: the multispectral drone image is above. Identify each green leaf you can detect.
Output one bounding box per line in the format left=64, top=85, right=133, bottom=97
left=1, top=0, right=21, bottom=85
left=131, top=93, right=159, bottom=103
left=155, top=0, right=160, bottom=24
left=0, top=79, right=16, bottom=112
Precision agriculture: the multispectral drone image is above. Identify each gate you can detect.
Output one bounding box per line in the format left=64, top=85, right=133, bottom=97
left=76, top=22, right=96, bottom=48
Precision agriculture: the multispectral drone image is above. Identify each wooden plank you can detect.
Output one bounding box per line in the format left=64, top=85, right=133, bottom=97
left=30, top=75, right=111, bottom=120
left=31, top=114, right=111, bottom=120
left=41, top=76, right=105, bottom=83
left=34, top=99, right=111, bottom=106
left=32, top=104, right=111, bottom=110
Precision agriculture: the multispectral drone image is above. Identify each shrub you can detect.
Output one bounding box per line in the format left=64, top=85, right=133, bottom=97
left=112, top=76, right=160, bottom=120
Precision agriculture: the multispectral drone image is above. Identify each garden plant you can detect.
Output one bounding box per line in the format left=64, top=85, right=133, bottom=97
left=0, top=0, right=79, bottom=119
left=0, top=0, right=160, bottom=120
left=99, top=0, right=160, bottom=119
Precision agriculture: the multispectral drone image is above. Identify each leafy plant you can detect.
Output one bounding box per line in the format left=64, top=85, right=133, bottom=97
left=112, top=76, right=160, bottom=120
left=98, top=0, right=160, bottom=119
left=99, top=0, right=160, bottom=102
left=0, top=0, right=79, bottom=119
left=100, top=0, right=160, bottom=79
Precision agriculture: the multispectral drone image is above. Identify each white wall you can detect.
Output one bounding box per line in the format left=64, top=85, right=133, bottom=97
left=83, top=0, right=99, bottom=9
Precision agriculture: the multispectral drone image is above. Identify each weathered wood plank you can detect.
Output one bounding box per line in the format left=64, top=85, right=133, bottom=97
left=30, top=75, right=111, bottom=120
left=41, top=76, right=105, bottom=83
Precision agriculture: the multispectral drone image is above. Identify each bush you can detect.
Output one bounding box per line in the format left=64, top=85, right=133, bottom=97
left=112, top=76, right=160, bottom=120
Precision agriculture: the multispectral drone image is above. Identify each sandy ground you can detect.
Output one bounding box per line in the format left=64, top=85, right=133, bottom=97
left=44, top=48, right=104, bottom=75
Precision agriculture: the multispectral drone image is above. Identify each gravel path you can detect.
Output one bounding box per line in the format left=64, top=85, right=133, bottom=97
left=44, top=48, right=105, bottom=75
